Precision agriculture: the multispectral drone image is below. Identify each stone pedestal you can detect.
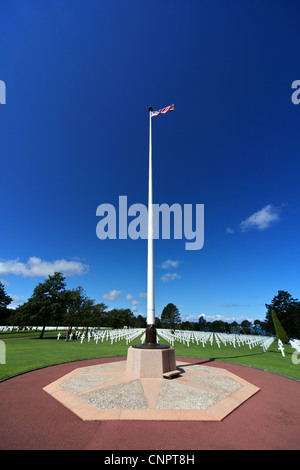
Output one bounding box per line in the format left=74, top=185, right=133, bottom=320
left=126, top=345, right=177, bottom=378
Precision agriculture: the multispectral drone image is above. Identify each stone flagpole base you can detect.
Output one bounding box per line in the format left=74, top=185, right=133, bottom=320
left=126, top=345, right=178, bottom=379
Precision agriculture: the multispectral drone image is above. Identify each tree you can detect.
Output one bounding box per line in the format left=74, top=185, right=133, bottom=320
left=105, top=308, right=136, bottom=329
left=265, top=290, right=299, bottom=338
left=135, top=314, right=147, bottom=328
left=9, top=303, right=31, bottom=328
left=211, top=320, right=227, bottom=333
left=230, top=321, right=239, bottom=334
left=161, top=303, right=181, bottom=329
left=80, top=298, right=96, bottom=330
left=289, top=303, right=300, bottom=339
left=198, top=315, right=206, bottom=331
left=240, top=320, right=252, bottom=334
left=62, top=287, right=108, bottom=329
left=253, top=319, right=266, bottom=335
left=92, top=302, right=108, bottom=327
left=63, top=286, right=94, bottom=328
left=0, top=281, right=13, bottom=325
left=22, top=272, right=67, bottom=338
left=271, top=309, right=289, bottom=343
left=180, top=321, right=195, bottom=331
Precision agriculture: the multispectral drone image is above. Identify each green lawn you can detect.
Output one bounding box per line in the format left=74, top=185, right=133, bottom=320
left=0, top=332, right=142, bottom=380
left=166, top=337, right=300, bottom=381
left=0, top=331, right=299, bottom=381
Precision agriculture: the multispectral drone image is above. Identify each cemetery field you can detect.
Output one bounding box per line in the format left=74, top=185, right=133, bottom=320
left=0, top=332, right=143, bottom=381
left=0, top=331, right=299, bottom=381
left=168, top=337, right=300, bottom=381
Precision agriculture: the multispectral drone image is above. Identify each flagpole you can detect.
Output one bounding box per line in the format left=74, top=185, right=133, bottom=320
left=132, top=105, right=173, bottom=350
left=145, top=106, right=157, bottom=346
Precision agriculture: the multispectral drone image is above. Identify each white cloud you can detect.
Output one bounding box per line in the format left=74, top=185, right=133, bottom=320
left=181, top=313, right=259, bottom=323
left=192, top=313, right=253, bottom=323
left=182, top=315, right=199, bottom=322
left=226, top=227, right=234, bottom=234
left=102, top=290, right=122, bottom=301
left=126, top=293, right=133, bottom=300
left=128, top=299, right=140, bottom=312
left=139, top=292, right=147, bottom=298
left=160, top=272, right=181, bottom=282
left=0, top=257, right=88, bottom=277
left=240, top=204, right=280, bottom=232
left=7, top=294, right=26, bottom=309
left=161, top=259, right=180, bottom=269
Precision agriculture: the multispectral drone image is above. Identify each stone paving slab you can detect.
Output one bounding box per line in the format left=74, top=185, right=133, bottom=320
left=43, top=360, right=260, bottom=421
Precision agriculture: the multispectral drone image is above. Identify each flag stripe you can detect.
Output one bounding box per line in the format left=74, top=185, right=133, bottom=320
left=151, top=104, right=174, bottom=117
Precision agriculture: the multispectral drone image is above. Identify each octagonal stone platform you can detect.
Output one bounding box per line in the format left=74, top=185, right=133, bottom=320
left=43, top=359, right=260, bottom=421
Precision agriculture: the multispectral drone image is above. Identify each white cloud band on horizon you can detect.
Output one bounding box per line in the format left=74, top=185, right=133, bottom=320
left=186, top=313, right=255, bottom=323
left=240, top=204, right=280, bottom=232
left=0, top=257, right=89, bottom=278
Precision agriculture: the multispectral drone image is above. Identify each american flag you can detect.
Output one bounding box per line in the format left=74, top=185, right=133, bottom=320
left=151, top=104, right=174, bottom=117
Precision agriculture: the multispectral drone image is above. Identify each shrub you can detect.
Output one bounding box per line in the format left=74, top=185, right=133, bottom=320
left=271, top=309, right=289, bottom=343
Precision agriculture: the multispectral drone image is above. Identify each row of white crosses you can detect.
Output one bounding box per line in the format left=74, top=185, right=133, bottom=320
left=1, top=326, right=66, bottom=333
left=125, top=329, right=145, bottom=345
left=19, top=325, right=300, bottom=359
left=157, top=329, right=278, bottom=352
left=158, top=330, right=175, bottom=346
left=0, top=326, right=14, bottom=333
left=158, top=329, right=300, bottom=360
left=56, top=328, right=145, bottom=344
left=214, top=333, right=277, bottom=352
left=289, top=338, right=300, bottom=352
left=272, top=338, right=300, bottom=357
left=79, top=328, right=145, bottom=345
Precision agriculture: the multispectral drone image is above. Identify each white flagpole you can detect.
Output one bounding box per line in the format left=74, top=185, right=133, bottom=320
left=147, top=107, right=155, bottom=327
left=134, top=105, right=173, bottom=349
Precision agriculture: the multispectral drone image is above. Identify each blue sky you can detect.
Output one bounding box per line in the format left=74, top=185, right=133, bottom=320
left=1, top=0, right=300, bottom=324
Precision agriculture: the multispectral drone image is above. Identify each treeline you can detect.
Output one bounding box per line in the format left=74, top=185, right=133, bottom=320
left=0, top=274, right=299, bottom=339
left=0, top=273, right=147, bottom=337
left=158, top=302, right=267, bottom=334
left=161, top=292, right=300, bottom=339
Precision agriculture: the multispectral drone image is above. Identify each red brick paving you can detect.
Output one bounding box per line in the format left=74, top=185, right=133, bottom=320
left=0, top=356, right=299, bottom=450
